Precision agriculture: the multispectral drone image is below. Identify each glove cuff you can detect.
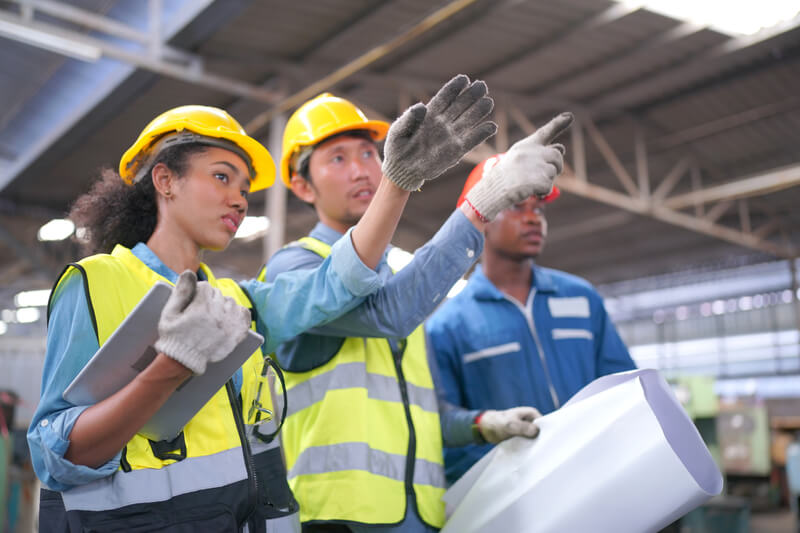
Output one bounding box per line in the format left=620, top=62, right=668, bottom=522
left=472, top=411, right=488, bottom=444
left=381, top=160, right=423, bottom=192
left=154, top=337, right=206, bottom=375
left=465, top=180, right=504, bottom=222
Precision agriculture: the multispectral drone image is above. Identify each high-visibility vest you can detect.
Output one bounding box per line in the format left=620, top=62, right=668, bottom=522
left=44, top=244, right=296, bottom=532
left=269, top=237, right=446, bottom=528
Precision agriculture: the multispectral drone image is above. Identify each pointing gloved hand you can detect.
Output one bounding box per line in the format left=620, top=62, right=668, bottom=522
left=465, top=112, right=573, bottom=222
left=382, top=74, right=498, bottom=191
left=477, top=407, right=542, bottom=444
left=154, top=270, right=252, bottom=375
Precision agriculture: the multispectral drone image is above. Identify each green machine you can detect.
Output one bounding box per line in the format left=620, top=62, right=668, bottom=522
left=669, top=375, right=752, bottom=533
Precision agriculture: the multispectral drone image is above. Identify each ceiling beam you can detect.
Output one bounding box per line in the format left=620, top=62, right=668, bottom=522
left=508, top=111, right=798, bottom=259
left=0, top=9, right=283, bottom=105
left=663, top=164, right=800, bottom=209
left=0, top=0, right=245, bottom=194
left=556, top=171, right=795, bottom=258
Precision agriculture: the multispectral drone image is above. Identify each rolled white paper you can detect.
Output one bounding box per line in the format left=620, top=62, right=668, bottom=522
left=443, top=369, right=723, bottom=533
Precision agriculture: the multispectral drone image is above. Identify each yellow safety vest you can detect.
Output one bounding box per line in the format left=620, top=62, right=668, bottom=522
left=47, top=244, right=291, bottom=531
left=264, top=237, right=446, bottom=528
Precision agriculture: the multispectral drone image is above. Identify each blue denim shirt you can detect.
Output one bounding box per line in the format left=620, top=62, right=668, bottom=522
left=29, top=231, right=381, bottom=492
left=264, top=209, right=484, bottom=451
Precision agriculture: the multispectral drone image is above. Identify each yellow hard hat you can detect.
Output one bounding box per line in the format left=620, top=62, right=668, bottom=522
left=119, top=105, right=275, bottom=192
left=281, top=93, right=389, bottom=187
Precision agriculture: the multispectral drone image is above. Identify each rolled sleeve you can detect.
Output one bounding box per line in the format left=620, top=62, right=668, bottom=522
left=427, top=209, right=483, bottom=276
left=241, top=227, right=384, bottom=354
left=328, top=227, right=382, bottom=297
left=284, top=210, right=483, bottom=339
left=32, top=406, right=120, bottom=490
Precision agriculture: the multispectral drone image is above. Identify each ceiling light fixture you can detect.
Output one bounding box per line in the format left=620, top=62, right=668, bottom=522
left=37, top=218, right=75, bottom=241
left=616, top=0, right=799, bottom=35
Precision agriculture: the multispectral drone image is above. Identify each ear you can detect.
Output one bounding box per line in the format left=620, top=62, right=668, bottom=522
left=289, top=173, right=316, bottom=204
left=151, top=162, right=176, bottom=199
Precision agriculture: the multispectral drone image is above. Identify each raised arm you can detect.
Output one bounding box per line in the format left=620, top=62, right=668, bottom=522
left=349, top=74, right=497, bottom=268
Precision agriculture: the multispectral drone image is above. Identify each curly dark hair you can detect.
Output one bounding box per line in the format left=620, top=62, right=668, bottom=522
left=70, top=143, right=208, bottom=255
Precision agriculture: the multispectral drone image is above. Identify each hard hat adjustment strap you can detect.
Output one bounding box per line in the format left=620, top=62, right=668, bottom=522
left=132, top=131, right=255, bottom=184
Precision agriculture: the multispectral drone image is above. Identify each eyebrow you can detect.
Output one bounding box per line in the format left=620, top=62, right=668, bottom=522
left=321, top=139, right=375, bottom=155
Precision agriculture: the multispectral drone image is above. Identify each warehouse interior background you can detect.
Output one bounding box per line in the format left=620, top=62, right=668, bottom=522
left=1, top=0, right=799, bottom=531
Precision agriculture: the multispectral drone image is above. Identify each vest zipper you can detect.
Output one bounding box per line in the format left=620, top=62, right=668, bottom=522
left=390, top=338, right=417, bottom=500
left=226, top=380, right=258, bottom=524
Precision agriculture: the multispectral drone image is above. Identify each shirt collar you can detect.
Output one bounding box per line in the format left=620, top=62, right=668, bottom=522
left=309, top=221, right=345, bottom=246
left=130, top=242, right=208, bottom=282
left=470, top=262, right=557, bottom=301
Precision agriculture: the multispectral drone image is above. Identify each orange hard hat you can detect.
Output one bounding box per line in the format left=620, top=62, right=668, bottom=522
left=457, top=153, right=560, bottom=208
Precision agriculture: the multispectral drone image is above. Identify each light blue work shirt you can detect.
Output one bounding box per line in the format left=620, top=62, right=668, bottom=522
left=28, top=231, right=381, bottom=492
left=264, top=210, right=484, bottom=458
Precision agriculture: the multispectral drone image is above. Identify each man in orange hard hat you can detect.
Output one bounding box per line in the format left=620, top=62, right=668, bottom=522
left=427, top=152, right=636, bottom=485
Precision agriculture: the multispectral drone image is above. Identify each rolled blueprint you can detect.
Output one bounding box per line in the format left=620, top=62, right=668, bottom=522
left=442, top=369, right=723, bottom=533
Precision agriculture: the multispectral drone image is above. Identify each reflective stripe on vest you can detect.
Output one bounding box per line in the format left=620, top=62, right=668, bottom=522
left=287, top=442, right=445, bottom=489
left=285, top=361, right=439, bottom=416
left=61, top=447, right=247, bottom=511
left=56, top=244, right=264, bottom=514
left=278, top=237, right=446, bottom=528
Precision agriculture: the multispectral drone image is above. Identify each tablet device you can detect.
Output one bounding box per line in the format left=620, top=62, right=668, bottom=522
left=63, top=281, right=264, bottom=442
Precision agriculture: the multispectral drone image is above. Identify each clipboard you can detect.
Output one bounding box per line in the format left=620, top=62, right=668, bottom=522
left=63, top=280, right=264, bottom=442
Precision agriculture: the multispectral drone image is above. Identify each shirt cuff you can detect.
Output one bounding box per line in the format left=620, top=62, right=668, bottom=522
left=38, top=406, right=121, bottom=489
left=430, top=209, right=484, bottom=271
left=328, top=227, right=383, bottom=297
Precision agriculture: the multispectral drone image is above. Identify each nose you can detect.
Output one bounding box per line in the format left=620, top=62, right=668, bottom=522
left=348, top=156, right=371, bottom=182
left=229, top=189, right=248, bottom=213
left=521, top=206, right=543, bottom=225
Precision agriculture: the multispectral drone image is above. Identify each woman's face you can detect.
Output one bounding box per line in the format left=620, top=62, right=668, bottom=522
left=168, top=146, right=252, bottom=251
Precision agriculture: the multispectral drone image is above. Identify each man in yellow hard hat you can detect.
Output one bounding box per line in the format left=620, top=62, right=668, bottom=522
left=261, top=75, right=573, bottom=531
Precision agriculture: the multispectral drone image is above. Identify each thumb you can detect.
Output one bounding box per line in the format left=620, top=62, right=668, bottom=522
left=164, top=270, right=197, bottom=315
left=508, top=407, right=541, bottom=439
left=388, top=103, right=427, bottom=140
left=530, top=112, right=574, bottom=146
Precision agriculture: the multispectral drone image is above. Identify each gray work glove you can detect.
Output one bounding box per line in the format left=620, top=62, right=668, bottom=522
left=382, top=74, right=498, bottom=191
left=154, top=270, right=251, bottom=375
left=465, top=112, right=573, bottom=221
left=477, top=407, right=542, bottom=444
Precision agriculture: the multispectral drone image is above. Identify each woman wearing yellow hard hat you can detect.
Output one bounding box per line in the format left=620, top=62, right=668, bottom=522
left=27, top=75, right=500, bottom=533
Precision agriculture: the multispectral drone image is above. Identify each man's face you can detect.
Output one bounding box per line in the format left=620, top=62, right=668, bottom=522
left=300, top=135, right=382, bottom=231
left=484, top=195, right=548, bottom=261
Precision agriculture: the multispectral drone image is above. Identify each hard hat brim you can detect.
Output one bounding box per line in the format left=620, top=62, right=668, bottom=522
left=119, top=113, right=276, bottom=192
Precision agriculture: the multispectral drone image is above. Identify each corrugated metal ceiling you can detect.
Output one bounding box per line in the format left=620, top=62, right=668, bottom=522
left=0, top=0, right=798, bottom=291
